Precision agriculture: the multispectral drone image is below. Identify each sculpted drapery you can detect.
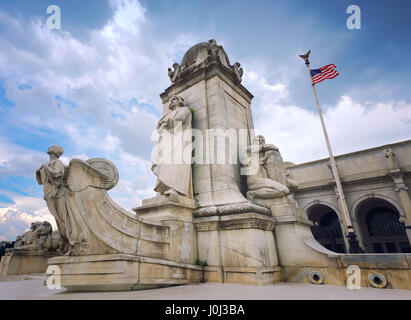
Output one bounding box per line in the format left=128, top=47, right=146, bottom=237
left=37, top=145, right=125, bottom=256
left=245, top=135, right=290, bottom=203
left=151, top=96, right=193, bottom=198
left=36, top=145, right=73, bottom=254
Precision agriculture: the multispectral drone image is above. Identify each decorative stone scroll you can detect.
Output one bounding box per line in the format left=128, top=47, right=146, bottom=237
left=193, top=202, right=271, bottom=217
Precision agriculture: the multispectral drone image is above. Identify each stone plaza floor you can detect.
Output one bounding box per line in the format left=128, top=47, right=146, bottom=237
left=0, top=274, right=410, bottom=300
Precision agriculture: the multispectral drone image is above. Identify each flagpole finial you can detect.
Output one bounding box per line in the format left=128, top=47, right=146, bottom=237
left=299, top=49, right=311, bottom=66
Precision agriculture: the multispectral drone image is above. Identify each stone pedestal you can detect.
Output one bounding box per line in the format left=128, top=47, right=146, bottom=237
left=46, top=195, right=203, bottom=291
left=48, top=254, right=203, bottom=292
left=133, top=194, right=198, bottom=264
left=0, top=250, right=57, bottom=280
left=269, top=197, right=334, bottom=265
left=133, top=194, right=196, bottom=221
left=194, top=212, right=282, bottom=285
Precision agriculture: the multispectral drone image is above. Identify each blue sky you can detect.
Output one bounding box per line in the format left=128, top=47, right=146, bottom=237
left=0, top=0, right=410, bottom=240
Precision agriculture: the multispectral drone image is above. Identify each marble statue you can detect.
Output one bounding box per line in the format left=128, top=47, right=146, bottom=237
left=385, top=148, right=400, bottom=171
left=0, top=221, right=61, bottom=278
left=152, top=95, right=193, bottom=198
left=14, top=221, right=52, bottom=251
left=36, top=146, right=120, bottom=255
left=245, top=135, right=290, bottom=204
left=36, top=145, right=71, bottom=254
left=13, top=221, right=59, bottom=252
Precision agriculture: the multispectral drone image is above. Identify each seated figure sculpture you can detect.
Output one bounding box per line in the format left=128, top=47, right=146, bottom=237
left=12, top=221, right=58, bottom=253
left=245, top=135, right=298, bottom=207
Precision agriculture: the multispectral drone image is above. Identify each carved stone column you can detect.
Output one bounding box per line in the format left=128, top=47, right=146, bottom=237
left=385, top=148, right=411, bottom=244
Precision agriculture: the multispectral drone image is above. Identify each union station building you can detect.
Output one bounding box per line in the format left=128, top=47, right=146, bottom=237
left=288, top=139, right=411, bottom=254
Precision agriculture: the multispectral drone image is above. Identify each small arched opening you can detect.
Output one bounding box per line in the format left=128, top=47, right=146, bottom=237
left=307, top=204, right=347, bottom=253
left=357, top=198, right=411, bottom=253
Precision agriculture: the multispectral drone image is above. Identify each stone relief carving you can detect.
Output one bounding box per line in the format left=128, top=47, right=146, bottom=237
left=168, top=39, right=243, bottom=84
left=12, top=221, right=59, bottom=253
left=36, top=146, right=123, bottom=255
left=193, top=202, right=271, bottom=217
left=243, top=135, right=298, bottom=207
left=168, top=63, right=180, bottom=83
left=384, top=148, right=400, bottom=171
left=231, top=62, right=244, bottom=82
left=384, top=148, right=408, bottom=192
left=152, top=95, right=193, bottom=199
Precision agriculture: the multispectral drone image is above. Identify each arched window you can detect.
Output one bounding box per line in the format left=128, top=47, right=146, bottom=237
left=356, top=198, right=411, bottom=254
left=320, top=212, right=343, bottom=238
left=366, top=207, right=406, bottom=237
left=308, top=204, right=346, bottom=253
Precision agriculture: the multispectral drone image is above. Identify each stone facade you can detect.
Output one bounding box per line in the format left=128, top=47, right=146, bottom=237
left=287, top=139, right=411, bottom=253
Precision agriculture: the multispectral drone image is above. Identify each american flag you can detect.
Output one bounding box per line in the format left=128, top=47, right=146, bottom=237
left=310, top=64, right=339, bottom=85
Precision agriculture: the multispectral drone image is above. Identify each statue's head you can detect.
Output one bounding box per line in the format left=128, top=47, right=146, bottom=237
left=168, top=96, right=184, bottom=111
left=47, top=145, right=64, bottom=158
left=39, top=221, right=52, bottom=234
left=254, top=135, right=265, bottom=146
left=30, top=222, right=42, bottom=231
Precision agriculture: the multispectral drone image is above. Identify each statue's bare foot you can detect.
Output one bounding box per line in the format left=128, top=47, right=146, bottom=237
left=164, top=189, right=180, bottom=202
left=164, top=189, right=179, bottom=197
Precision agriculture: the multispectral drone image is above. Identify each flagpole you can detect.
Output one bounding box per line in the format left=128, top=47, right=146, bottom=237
left=299, top=50, right=363, bottom=254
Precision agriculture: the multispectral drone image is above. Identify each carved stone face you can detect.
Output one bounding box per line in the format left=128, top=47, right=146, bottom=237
left=255, top=135, right=265, bottom=146
left=47, top=145, right=64, bottom=158
left=169, top=96, right=183, bottom=111
left=30, top=222, right=41, bottom=231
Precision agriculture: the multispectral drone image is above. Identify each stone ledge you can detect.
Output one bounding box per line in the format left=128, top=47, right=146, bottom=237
left=222, top=266, right=283, bottom=285
left=194, top=212, right=276, bottom=231
left=160, top=63, right=253, bottom=104
left=133, top=195, right=196, bottom=213
left=50, top=254, right=203, bottom=270
left=338, top=253, right=411, bottom=269
left=193, top=201, right=270, bottom=217
left=5, top=249, right=59, bottom=257
left=48, top=254, right=203, bottom=292
left=275, top=214, right=312, bottom=226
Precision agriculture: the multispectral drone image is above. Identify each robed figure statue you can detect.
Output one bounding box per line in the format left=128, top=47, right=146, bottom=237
left=151, top=96, right=193, bottom=198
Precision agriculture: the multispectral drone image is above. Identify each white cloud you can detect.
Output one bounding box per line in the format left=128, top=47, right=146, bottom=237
left=0, top=0, right=196, bottom=155
left=246, top=71, right=411, bottom=164
left=0, top=137, right=47, bottom=177
left=0, top=0, right=180, bottom=225
left=0, top=190, right=56, bottom=240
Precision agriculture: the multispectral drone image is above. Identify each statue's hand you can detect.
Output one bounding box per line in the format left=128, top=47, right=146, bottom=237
left=158, top=122, right=168, bottom=131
